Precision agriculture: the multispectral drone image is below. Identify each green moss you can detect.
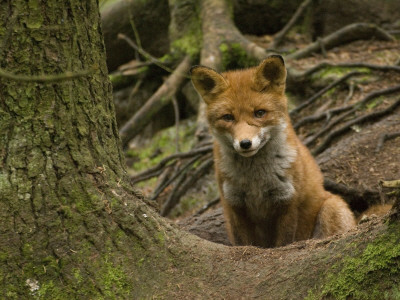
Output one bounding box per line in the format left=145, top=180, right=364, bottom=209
left=306, top=223, right=400, bottom=300
left=101, top=257, right=131, bottom=299
left=169, top=1, right=202, bottom=59
left=220, top=42, right=258, bottom=70
left=171, top=27, right=202, bottom=59
left=128, top=118, right=196, bottom=173
left=312, top=67, right=371, bottom=83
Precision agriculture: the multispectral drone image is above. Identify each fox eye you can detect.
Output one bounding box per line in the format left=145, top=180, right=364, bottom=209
left=254, top=109, right=266, bottom=118
left=221, top=114, right=234, bottom=122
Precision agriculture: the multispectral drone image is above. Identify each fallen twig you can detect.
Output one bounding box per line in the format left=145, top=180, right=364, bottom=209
left=151, top=154, right=202, bottom=200
left=161, top=155, right=214, bottom=216
left=172, top=95, right=180, bottom=153
left=130, top=145, right=213, bottom=184
left=381, top=180, right=400, bottom=189
left=118, top=33, right=174, bottom=73
left=194, top=197, right=220, bottom=216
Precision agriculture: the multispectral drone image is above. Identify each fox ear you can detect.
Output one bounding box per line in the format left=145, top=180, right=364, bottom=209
left=254, top=55, right=287, bottom=93
left=190, top=66, right=228, bottom=104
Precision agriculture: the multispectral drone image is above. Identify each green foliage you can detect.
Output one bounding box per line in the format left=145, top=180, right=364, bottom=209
left=127, top=118, right=196, bottom=174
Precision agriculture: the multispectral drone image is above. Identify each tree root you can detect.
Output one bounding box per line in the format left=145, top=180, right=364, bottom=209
left=270, top=0, right=312, bottom=49
left=287, top=23, right=394, bottom=60
left=119, top=55, right=192, bottom=148
left=375, top=132, right=400, bottom=152
left=304, top=84, right=400, bottom=147
left=313, top=97, right=400, bottom=155
left=294, top=62, right=400, bottom=80
left=290, top=71, right=363, bottom=116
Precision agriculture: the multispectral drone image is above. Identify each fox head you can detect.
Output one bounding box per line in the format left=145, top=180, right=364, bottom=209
left=191, top=55, right=289, bottom=157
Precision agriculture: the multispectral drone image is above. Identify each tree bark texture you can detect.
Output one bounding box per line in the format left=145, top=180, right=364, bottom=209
left=1, top=0, right=400, bottom=299
left=0, top=1, right=150, bottom=297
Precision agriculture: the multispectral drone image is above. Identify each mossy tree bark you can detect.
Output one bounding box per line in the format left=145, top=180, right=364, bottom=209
left=1, top=0, right=400, bottom=299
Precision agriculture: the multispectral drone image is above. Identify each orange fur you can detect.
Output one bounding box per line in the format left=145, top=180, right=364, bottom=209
left=191, top=56, right=356, bottom=247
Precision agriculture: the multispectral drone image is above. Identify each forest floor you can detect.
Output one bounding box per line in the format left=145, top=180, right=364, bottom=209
left=128, top=37, right=400, bottom=250
left=122, top=36, right=400, bottom=299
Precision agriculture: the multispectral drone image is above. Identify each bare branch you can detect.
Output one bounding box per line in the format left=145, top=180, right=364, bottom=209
left=130, top=145, right=213, bottom=184
left=160, top=156, right=214, bottom=217
left=119, top=55, right=192, bottom=148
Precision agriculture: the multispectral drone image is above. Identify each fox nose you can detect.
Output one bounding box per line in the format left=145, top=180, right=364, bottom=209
left=240, top=139, right=252, bottom=149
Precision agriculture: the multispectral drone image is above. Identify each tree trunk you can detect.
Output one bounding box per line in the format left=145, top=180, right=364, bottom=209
left=1, top=1, right=400, bottom=299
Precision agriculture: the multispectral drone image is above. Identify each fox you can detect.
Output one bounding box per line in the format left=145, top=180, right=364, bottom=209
left=190, top=55, right=356, bottom=248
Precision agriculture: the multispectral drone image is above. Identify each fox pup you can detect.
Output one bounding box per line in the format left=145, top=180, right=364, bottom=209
left=190, top=55, right=356, bottom=248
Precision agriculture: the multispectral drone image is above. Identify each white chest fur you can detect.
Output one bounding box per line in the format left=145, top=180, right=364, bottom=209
left=218, top=124, right=297, bottom=220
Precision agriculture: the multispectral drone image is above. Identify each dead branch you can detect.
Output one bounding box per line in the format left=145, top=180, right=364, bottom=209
left=130, top=145, right=213, bottom=185
left=304, top=84, right=400, bottom=146
left=375, top=132, right=400, bottom=152
left=287, top=23, right=394, bottom=60
left=151, top=154, right=202, bottom=200
left=130, top=169, right=165, bottom=186
left=171, top=95, right=180, bottom=153
left=313, top=97, right=400, bottom=155
left=270, top=0, right=312, bottom=49
left=161, top=155, right=214, bottom=216
left=119, top=55, right=191, bottom=148
left=118, top=33, right=174, bottom=73
left=290, top=71, right=363, bottom=116
left=381, top=180, right=400, bottom=189
left=194, top=197, right=220, bottom=217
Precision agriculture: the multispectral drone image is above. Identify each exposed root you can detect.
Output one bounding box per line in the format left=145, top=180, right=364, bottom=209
left=304, top=84, right=400, bottom=147
left=287, top=23, right=394, bottom=60
left=294, top=62, right=400, bottom=80
left=290, top=71, right=363, bottom=116
left=375, top=132, right=400, bottom=152
left=119, top=55, right=192, bottom=148
left=269, top=0, right=312, bottom=49
left=313, top=97, right=400, bottom=155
